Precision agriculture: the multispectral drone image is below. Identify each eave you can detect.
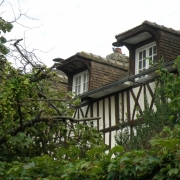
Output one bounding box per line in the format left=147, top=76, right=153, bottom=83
left=112, top=20, right=180, bottom=47
left=56, top=51, right=129, bottom=75
left=80, top=60, right=175, bottom=99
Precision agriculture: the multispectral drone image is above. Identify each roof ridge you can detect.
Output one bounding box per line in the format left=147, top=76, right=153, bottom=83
left=76, top=51, right=129, bottom=70
left=115, top=20, right=180, bottom=38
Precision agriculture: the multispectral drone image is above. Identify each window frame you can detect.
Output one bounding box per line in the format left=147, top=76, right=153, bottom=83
left=72, top=70, right=89, bottom=95
left=135, top=42, right=157, bottom=76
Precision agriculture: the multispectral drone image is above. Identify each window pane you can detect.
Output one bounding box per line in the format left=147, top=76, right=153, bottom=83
left=154, top=55, right=157, bottom=63
left=83, top=72, right=88, bottom=92
left=153, top=46, right=157, bottom=54
left=84, top=74, right=86, bottom=82
left=139, top=52, right=142, bottom=60
left=143, top=50, right=146, bottom=58
left=136, top=43, right=156, bottom=78
left=78, top=84, right=80, bottom=94
left=75, top=86, right=78, bottom=93
left=73, top=71, right=89, bottom=94
left=139, top=61, right=142, bottom=69
left=76, top=77, right=78, bottom=85
left=143, top=59, right=146, bottom=68
left=83, top=82, right=88, bottom=92
left=83, top=83, right=85, bottom=92
left=87, top=73, right=89, bottom=82
left=149, top=47, right=152, bottom=56
left=75, top=76, right=81, bottom=94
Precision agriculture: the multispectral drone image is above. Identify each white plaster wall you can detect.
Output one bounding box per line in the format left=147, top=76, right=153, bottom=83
left=119, top=93, right=123, bottom=123
left=123, top=92, right=128, bottom=122
left=130, top=87, right=139, bottom=120
left=87, top=105, right=91, bottom=118
left=93, top=102, right=98, bottom=128
left=105, top=132, right=109, bottom=145
left=111, top=96, right=116, bottom=126
left=81, top=105, right=88, bottom=118
left=99, top=100, right=103, bottom=130
left=105, top=98, right=109, bottom=128
left=78, top=81, right=157, bottom=149
left=111, top=130, right=117, bottom=148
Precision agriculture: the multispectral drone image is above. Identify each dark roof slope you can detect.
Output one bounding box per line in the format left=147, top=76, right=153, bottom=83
left=115, top=20, right=180, bottom=39
left=76, top=51, right=129, bottom=70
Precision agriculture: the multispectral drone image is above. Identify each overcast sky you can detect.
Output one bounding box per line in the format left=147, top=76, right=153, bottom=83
left=1, top=0, right=180, bottom=66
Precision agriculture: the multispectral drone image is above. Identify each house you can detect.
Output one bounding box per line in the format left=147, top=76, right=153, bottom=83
left=56, top=20, right=180, bottom=148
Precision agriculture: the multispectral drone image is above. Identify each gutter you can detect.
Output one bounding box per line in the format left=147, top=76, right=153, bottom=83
left=80, top=60, right=175, bottom=99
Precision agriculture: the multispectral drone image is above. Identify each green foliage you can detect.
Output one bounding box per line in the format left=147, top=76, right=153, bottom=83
left=2, top=126, right=180, bottom=179
left=2, top=14, right=180, bottom=179
left=1, top=59, right=102, bottom=163
left=116, top=57, right=180, bottom=151
left=0, top=15, right=107, bottom=179
left=0, top=17, right=13, bottom=55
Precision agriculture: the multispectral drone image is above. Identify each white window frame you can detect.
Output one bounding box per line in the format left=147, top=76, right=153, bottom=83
left=135, top=42, right=157, bottom=76
left=72, top=70, right=89, bottom=95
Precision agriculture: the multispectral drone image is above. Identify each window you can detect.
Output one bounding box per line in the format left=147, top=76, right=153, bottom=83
left=72, top=70, right=89, bottom=94
left=136, top=42, right=157, bottom=76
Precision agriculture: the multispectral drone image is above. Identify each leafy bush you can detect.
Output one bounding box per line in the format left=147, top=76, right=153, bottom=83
left=2, top=125, right=180, bottom=179
left=116, top=57, right=180, bottom=151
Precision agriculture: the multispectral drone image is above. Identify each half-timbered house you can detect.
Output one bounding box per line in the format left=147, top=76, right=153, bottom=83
left=56, top=20, right=180, bottom=148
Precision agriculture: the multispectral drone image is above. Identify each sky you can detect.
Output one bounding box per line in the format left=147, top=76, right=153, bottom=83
left=1, top=0, right=180, bottom=67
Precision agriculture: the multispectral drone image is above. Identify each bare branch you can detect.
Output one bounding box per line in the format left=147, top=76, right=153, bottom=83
left=8, top=1, right=21, bottom=23
left=0, top=0, right=5, bottom=6
left=38, top=92, right=63, bottom=116
left=18, top=99, right=69, bottom=102
left=13, top=38, right=35, bottom=67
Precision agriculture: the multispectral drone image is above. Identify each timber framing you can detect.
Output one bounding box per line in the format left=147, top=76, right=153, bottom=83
left=56, top=20, right=180, bottom=148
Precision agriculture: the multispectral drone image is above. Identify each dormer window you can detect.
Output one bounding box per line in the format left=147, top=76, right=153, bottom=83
left=136, top=42, right=157, bottom=75
left=72, top=70, right=89, bottom=94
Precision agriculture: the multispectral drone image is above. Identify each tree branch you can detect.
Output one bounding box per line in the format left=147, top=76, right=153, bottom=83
left=13, top=39, right=35, bottom=67
left=0, top=116, right=100, bottom=146
left=30, top=74, right=52, bottom=82
left=0, top=0, right=4, bottom=6
left=37, top=92, right=63, bottom=116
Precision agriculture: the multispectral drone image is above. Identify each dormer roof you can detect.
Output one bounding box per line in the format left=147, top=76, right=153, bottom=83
left=57, top=51, right=128, bottom=74
left=113, top=20, right=180, bottom=46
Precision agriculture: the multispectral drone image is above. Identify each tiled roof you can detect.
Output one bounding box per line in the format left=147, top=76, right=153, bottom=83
left=115, top=20, right=180, bottom=38
left=76, top=51, right=129, bottom=70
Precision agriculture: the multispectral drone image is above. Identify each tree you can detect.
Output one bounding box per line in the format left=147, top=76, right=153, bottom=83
left=0, top=7, right=103, bottom=163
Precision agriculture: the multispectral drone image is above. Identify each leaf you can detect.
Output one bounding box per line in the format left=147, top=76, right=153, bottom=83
left=107, top=171, right=117, bottom=180
left=108, top=145, right=124, bottom=158
left=4, top=22, right=13, bottom=32
left=23, top=78, right=29, bottom=85
left=148, top=156, right=161, bottom=164
left=168, top=168, right=179, bottom=176
left=90, top=166, right=102, bottom=174
left=120, top=156, right=130, bottom=163
left=0, top=43, right=9, bottom=55
left=80, top=161, right=91, bottom=169
left=0, top=36, right=6, bottom=43
left=153, top=173, right=167, bottom=180
left=86, top=146, right=105, bottom=159
left=107, top=161, right=117, bottom=171
left=149, top=138, right=179, bottom=150
left=23, top=162, right=35, bottom=169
